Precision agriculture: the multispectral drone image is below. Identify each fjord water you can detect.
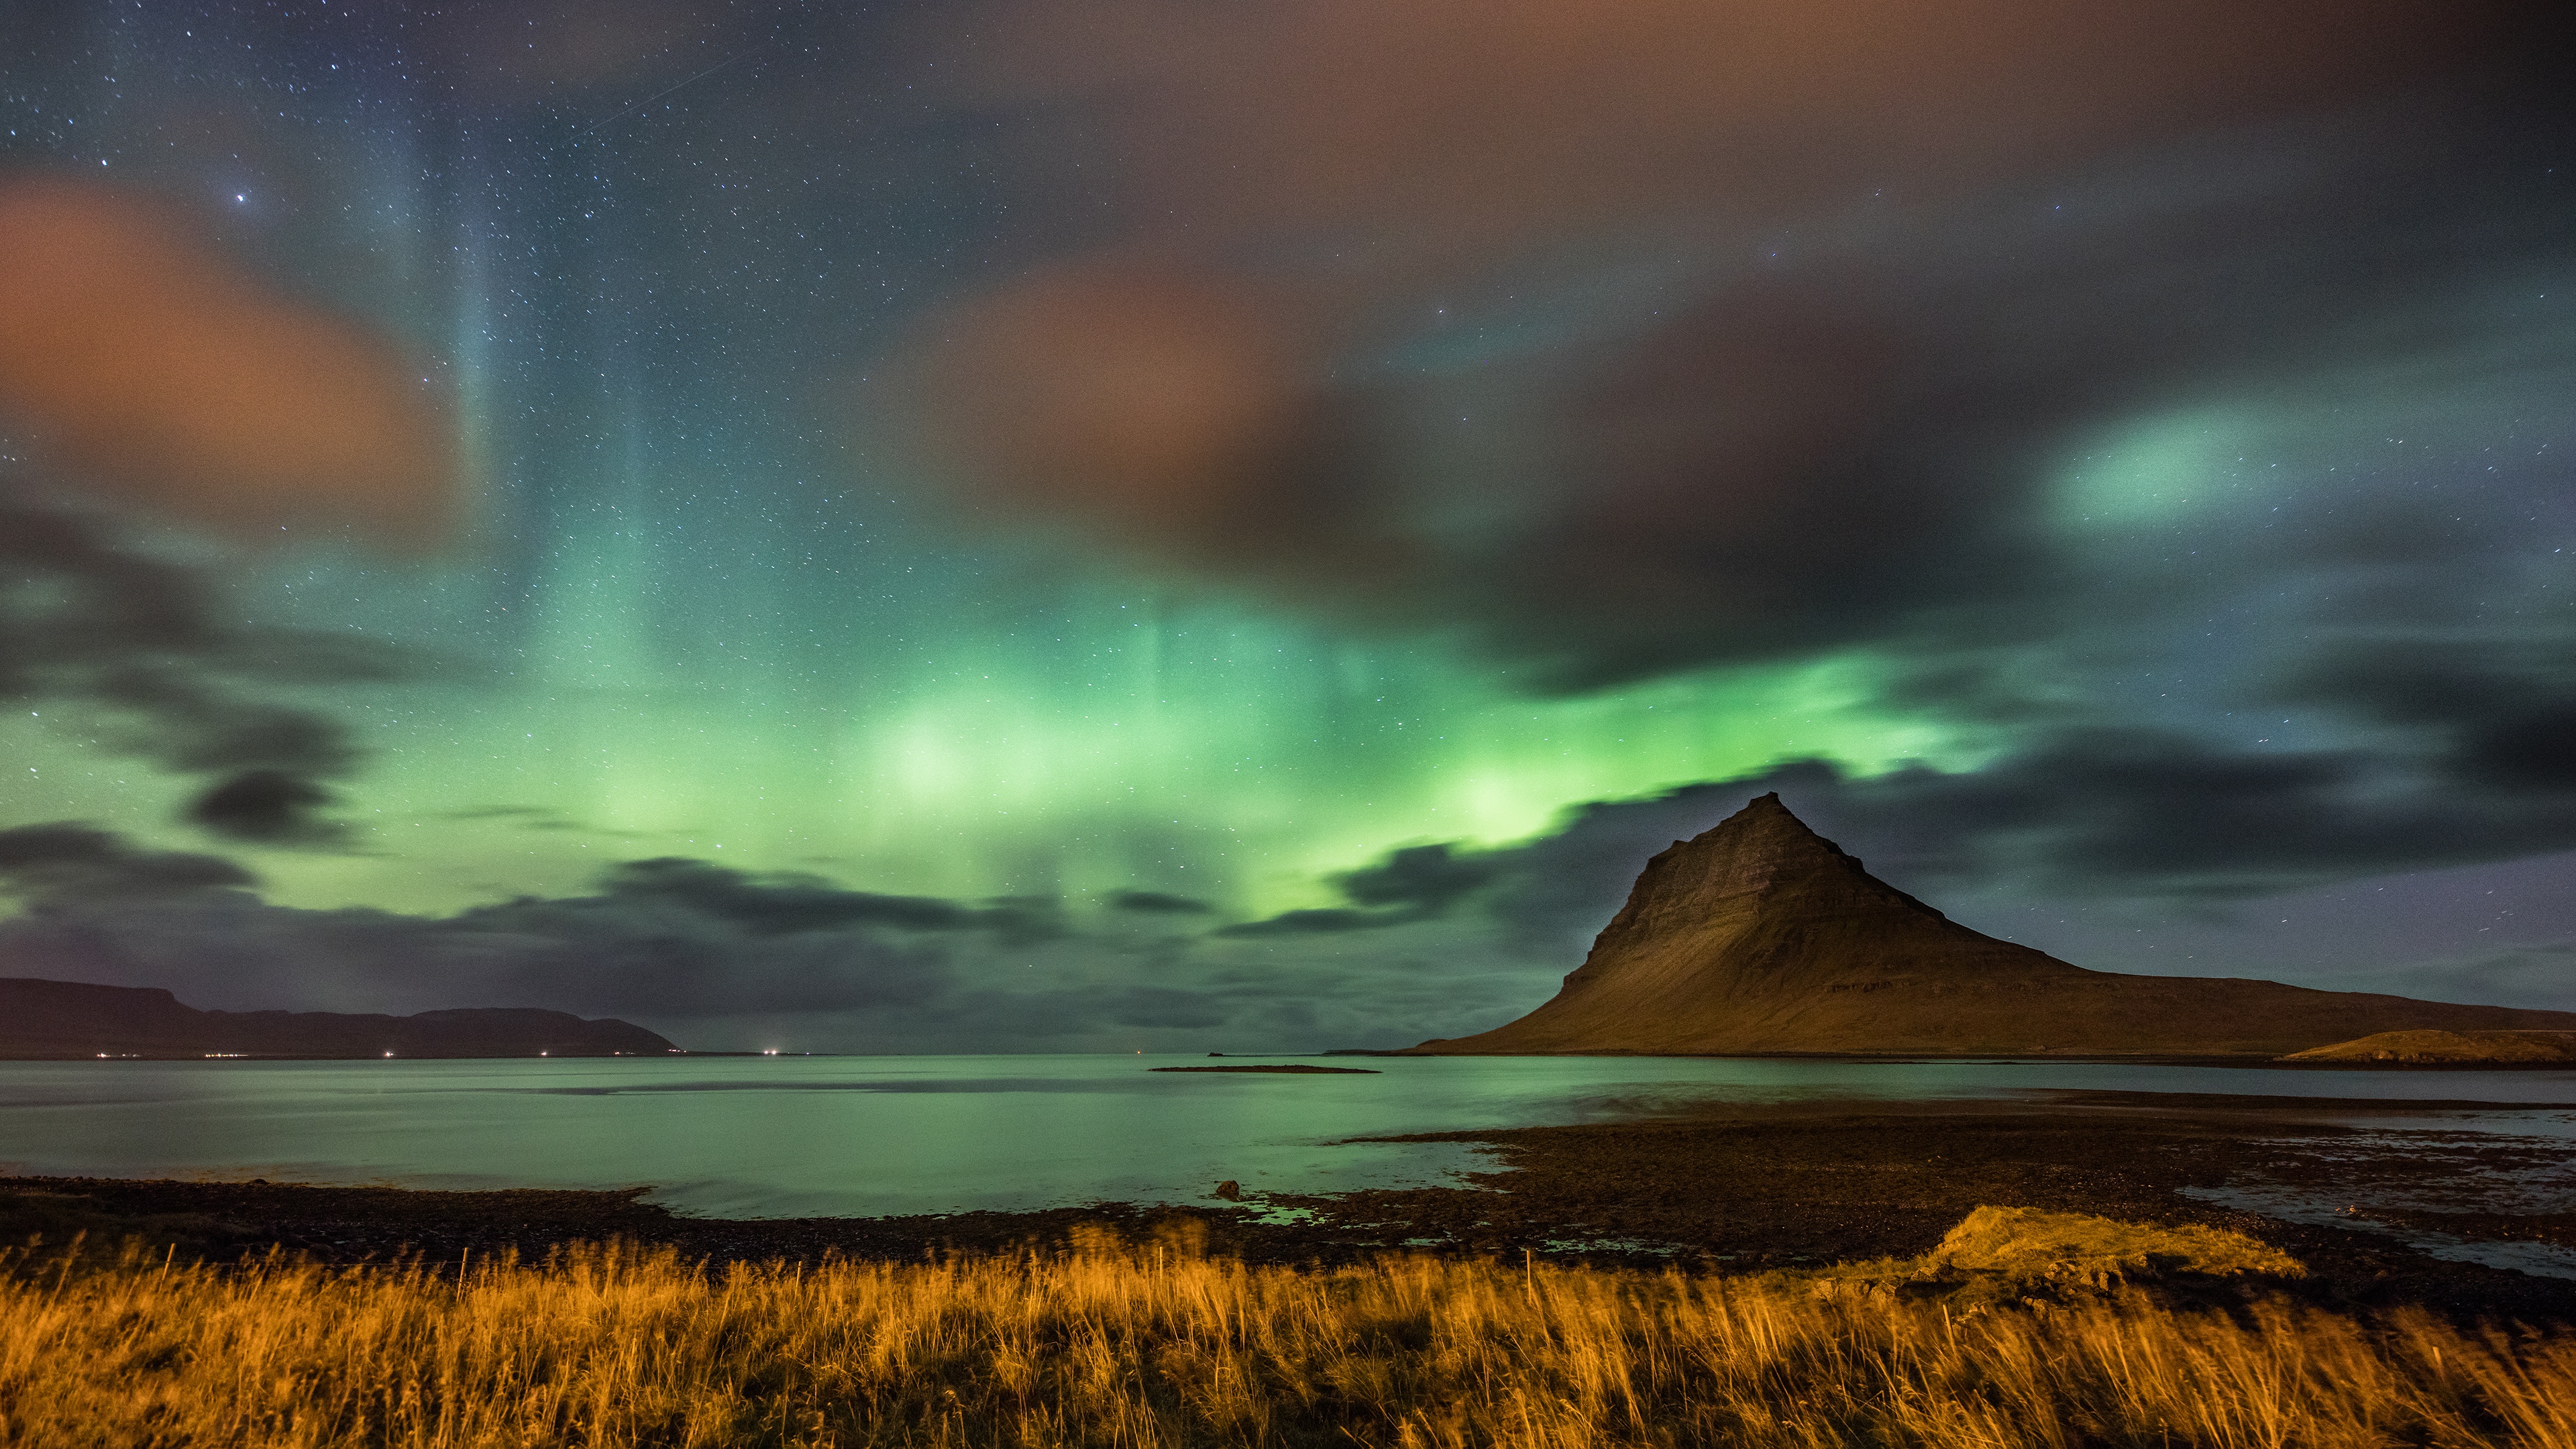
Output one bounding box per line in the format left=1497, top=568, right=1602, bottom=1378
left=1, top=1055, right=2571, bottom=1219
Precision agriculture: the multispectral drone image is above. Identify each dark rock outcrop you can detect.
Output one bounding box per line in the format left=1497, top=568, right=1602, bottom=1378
left=0, top=977, right=678, bottom=1059
left=1412, top=794, right=2576, bottom=1058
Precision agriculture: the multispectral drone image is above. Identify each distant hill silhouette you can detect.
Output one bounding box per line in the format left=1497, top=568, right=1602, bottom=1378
left=0, top=977, right=677, bottom=1059
left=1411, top=794, right=2576, bottom=1058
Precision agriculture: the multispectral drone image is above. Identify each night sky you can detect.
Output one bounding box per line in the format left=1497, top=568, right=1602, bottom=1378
left=2, top=0, right=2572, bottom=1051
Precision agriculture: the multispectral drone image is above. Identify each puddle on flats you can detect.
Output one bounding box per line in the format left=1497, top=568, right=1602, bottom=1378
left=2179, top=1125, right=2576, bottom=1281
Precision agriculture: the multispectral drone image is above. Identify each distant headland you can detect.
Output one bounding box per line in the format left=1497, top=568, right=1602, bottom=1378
left=1409, top=794, right=2576, bottom=1060
left=0, top=977, right=677, bottom=1060
left=2281, top=1029, right=2576, bottom=1066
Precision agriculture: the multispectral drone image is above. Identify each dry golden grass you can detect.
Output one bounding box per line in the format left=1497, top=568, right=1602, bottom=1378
left=3, top=1216, right=2571, bottom=1448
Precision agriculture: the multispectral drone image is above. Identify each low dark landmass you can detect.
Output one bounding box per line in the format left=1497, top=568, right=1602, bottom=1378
left=8, top=1095, right=2570, bottom=1325
left=1148, top=1065, right=1381, bottom=1074
left=0, top=977, right=676, bottom=1059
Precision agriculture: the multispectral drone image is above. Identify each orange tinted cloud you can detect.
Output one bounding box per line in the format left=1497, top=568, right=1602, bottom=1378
left=885, top=0, right=2484, bottom=523
left=0, top=179, right=456, bottom=541
left=871, top=0, right=2525, bottom=674
left=945, top=0, right=2475, bottom=267
left=898, top=264, right=1304, bottom=535
left=880, top=258, right=1437, bottom=598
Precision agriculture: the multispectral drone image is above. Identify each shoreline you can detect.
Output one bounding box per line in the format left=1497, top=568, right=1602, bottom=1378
left=12, top=1050, right=2576, bottom=1068
left=1364, top=1050, right=2576, bottom=1071
left=8, top=1095, right=2572, bottom=1324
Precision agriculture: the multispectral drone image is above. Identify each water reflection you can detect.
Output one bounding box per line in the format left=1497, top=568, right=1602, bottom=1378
left=0, top=1055, right=2569, bottom=1221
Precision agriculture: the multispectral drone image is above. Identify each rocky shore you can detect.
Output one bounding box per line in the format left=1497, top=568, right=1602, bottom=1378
left=7, top=1095, right=2570, bottom=1324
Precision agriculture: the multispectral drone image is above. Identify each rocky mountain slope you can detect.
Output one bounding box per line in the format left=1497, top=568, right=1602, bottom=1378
left=1411, top=795, right=2576, bottom=1057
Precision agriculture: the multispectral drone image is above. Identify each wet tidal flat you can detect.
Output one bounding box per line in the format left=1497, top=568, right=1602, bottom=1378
left=8, top=1093, right=2574, bottom=1324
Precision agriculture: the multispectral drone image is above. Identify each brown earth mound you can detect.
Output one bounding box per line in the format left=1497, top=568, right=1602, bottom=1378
left=1411, top=795, right=2576, bottom=1058
left=2282, top=1030, right=2576, bottom=1065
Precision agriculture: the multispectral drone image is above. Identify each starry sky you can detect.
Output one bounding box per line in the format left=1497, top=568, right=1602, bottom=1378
left=1, top=0, right=2572, bottom=1051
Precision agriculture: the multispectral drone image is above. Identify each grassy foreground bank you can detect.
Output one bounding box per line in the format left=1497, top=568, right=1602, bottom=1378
left=3, top=1221, right=2572, bottom=1449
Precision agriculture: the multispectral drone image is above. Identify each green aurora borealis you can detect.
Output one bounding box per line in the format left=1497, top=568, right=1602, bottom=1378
left=16, top=596, right=1956, bottom=916
left=4, top=0, right=2574, bottom=1050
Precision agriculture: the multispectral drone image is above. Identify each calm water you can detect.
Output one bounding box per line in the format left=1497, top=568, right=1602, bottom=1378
left=5, top=1055, right=2573, bottom=1222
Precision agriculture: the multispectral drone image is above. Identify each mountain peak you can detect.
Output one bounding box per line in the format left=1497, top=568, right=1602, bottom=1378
left=1595, top=794, right=1929, bottom=956
left=1668, top=792, right=1854, bottom=870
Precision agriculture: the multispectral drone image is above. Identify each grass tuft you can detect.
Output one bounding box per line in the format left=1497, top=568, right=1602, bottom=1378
left=1931, top=1203, right=2305, bottom=1281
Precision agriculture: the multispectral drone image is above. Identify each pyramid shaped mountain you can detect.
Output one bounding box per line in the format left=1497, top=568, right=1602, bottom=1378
left=1411, top=794, right=2576, bottom=1057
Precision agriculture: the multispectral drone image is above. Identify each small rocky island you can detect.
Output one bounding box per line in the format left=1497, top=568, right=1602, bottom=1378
left=1150, top=1065, right=1380, bottom=1074
left=1411, top=794, right=2576, bottom=1059
left=0, top=977, right=677, bottom=1059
